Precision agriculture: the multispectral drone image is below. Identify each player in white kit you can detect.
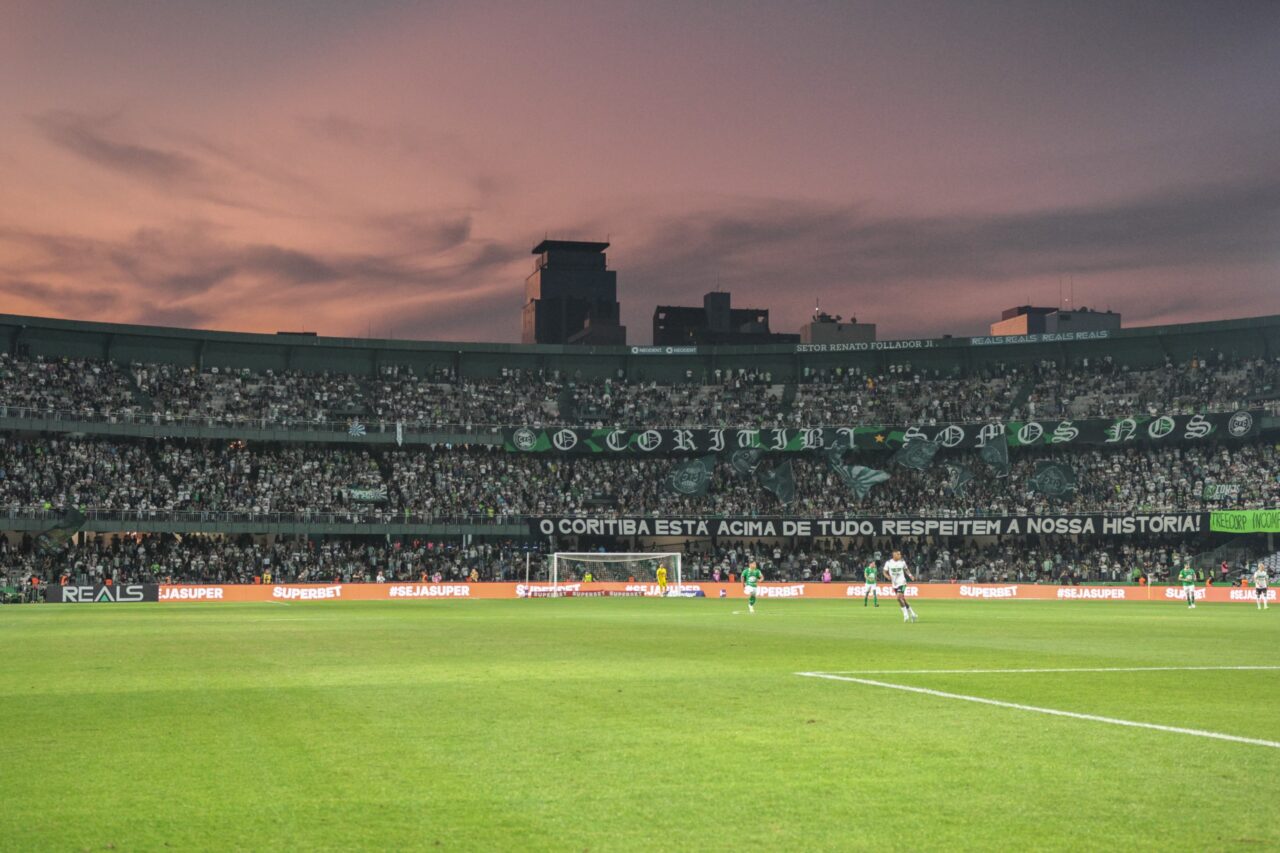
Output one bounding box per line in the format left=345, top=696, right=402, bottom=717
left=1254, top=561, right=1270, bottom=610
left=882, top=549, right=918, bottom=622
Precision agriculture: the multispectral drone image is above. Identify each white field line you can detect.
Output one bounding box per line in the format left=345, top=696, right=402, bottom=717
left=821, top=665, right=1280, bottom=675
left=796, top=671, right=1280, bottom=750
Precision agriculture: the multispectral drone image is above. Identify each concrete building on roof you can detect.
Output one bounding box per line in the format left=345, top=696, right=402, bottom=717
left=521, top=240, right=626, bottom=345
left=991, top=305, right=1121, bottom=337
left=799, top=310, right=876, bottom=345
left=653, top=291, right=799, bottom=346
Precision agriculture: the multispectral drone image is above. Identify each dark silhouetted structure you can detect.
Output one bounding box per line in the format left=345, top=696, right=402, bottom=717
left=799, top=309, right=876, bottom=344
left=653, top=291, right=799, bottom=346
left=521, top=240, right=626, bottom=345
left=991, top=305, right=1121, bottom=336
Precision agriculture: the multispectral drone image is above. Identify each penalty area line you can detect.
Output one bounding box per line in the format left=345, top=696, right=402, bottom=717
left=796, top=671, right=1280, bottom=751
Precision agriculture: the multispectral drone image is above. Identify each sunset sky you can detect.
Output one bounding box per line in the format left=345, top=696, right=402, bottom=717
left=2, top=0, right=1278, bottom=343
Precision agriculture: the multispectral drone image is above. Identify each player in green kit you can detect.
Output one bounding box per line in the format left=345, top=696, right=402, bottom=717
left=863, top=560, right=879, bottom=607
left=743, top=561, right=763, bottom=613
left=1178, top=562, right=1198, bottom=609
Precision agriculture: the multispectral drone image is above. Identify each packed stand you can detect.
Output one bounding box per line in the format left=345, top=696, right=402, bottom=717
left=0, top=438, right=399, bottom=522
left=133, top=364, right=367, bottom=427
left=0, top=353, right=1275, bottom=431
left=3, top=531, right=1266, bottom=589
left=1017, top=355, right=1280, bottom=420
left=1, top=436, right=1277, bottom=521
left=0, top=533, right=547, bottom=586
left=371, top=366, right=557, bottom=428
left=676, top=535, right=1247, bottom=584
left=0, top=354, right=144, bottom=421
left=389, top=442, right=1280, bottom=518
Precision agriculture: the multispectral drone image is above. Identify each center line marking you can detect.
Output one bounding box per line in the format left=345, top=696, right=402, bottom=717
left=796, top=671, right=1280, bottom=750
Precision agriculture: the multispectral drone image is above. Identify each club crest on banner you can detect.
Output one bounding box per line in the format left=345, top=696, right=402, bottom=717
left=1228, top=410, right=1254, bottom=437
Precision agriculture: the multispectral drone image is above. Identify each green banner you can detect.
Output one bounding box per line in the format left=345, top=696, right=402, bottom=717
left=503, top=410, right=1263, bottom=456
left=1209, top=510, right=1280, bottom=534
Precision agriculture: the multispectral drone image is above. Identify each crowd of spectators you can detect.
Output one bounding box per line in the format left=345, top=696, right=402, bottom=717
left=370, top=366, right=557, bottom=428
left=1, top=352, right=1277, bottom=431
left=380, top=441, right=1280, bottom=518
left=1017, top=355, right=1278, bottom=420
left=0, top=533, right=546, bottom=586
left=157, top=443, right=388, bottom=518
left=3, top=349, right=1275, bottom=596
left=1, top=436, right=1278, bottom=521
left=2, top=530, right=1269, bottom=589
left=0, top=438, right=398, bottom=521
left=132, top=363, right=367, bottom=426
left=0, top=354, right=144, bottom=421
left=676, top=535, right=1264, bottom=584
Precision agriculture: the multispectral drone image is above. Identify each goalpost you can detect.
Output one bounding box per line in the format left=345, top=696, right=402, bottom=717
left=548, top=552, right=682, bottom=595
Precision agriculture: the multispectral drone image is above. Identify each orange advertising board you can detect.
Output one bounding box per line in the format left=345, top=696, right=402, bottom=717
left=157, top=582, right=1275, bottom=604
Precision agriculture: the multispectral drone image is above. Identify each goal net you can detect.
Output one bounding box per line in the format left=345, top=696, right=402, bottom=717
left=549, top=552, right=682, bottom=594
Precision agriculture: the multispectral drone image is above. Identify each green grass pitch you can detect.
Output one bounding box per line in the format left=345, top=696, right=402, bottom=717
left=3, top=599, right=1278, bottom=851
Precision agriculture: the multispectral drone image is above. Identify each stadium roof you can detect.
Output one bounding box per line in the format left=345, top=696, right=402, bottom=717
left=1, top=311, right=1277, bottom=364
left=531, top=240, right=609, bottom=254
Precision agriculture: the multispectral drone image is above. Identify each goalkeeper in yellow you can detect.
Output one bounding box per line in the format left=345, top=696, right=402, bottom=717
left=656, top=563, right=668, bottom=597
left=743, top=561, right=763, bottom=613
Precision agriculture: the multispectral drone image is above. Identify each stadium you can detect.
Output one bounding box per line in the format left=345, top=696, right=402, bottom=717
left=6, top=3, right=1280, bottom=850
left=4, top=307, right=1280, bottom=849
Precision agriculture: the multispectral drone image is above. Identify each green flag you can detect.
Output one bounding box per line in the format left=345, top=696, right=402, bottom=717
left=944, top=463, right=975, bottom=497
left=665, top=455, right=716, bottom=497
left=1028, top=461, right=1077, bottom=500
left=980, top=439, right=1010, bottom=478
left=730, top=447, right=764, bottom=478
left=757, top=460, right=797, bottom=506
left=824, top=439, right=848, bottom=468
left=35, top=506, right=87, bottom=556
left=833, top=464, right=891, bottom=500
left=892, top=439, right=940, bottom=470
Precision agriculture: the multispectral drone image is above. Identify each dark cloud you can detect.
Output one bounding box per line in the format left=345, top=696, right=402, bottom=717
left=0, top=217, right=528, bottom=337
left=5, top=173, right=1276, bottom=343
left=619, top=178, right=1280, bottom=336
left=362, top=211, right=473, bottom=256
left=27, top=111, right=300, bottom=215
left=297, top=113, right=510, bottom=203
left=296, top=114, right=445, bottom=158
left=30, top=110, right=205, bottom=186
left=238, top=245, right=340, bottom=286
left=366, top=287, right=523, bottom=343
left=133, top=303, right=214, bottom=330
left=0, top=278, right=121, bottom=314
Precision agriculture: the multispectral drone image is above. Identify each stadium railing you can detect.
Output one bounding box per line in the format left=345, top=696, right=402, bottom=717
left=0, top=407, right=504, bottom=444
left=3, top=505, right=1272, bottom=532
left=3, top=404, right=1278, bottom=438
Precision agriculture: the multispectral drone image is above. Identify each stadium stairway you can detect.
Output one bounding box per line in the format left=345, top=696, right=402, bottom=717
left=1008, top=378, right=1037, bottom=419
left=125, top=369, right=156, bottom=413
left=779, top=382, right=798, bottom=418
left=371, top=451, right=401, bottom=507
